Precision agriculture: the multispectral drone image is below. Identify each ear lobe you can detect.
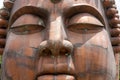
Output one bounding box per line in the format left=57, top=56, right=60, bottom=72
left=0, top=0, right=15, bottom=55
left=0, top=8, right=10, bottom=55
left=0, top=18, right=7, bottom=55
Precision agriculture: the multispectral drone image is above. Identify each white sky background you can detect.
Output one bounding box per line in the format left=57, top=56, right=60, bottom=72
left=115, top=0, right=120, bottom=15
left=0, top=0, right=3, bottom=8
left=0, top=0, right=120, bottom=14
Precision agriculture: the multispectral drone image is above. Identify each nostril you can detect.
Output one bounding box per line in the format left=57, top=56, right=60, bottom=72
left=60, top=47, right=70, bottom=56
left=59, top=40, right=73, bottom=56
left=39, top=40, right=73, bottom=56
left=42, top=48, right=52, bottom=56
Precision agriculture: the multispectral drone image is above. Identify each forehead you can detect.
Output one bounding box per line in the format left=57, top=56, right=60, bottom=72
left=9, top=0, right=104, bottom=25
left=12, top=0, right=102, bottom=13
left=12, top=0, right=101, bottom=8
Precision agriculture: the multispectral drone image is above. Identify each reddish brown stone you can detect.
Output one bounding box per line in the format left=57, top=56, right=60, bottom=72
left=0, top=0, right=119, bottom=80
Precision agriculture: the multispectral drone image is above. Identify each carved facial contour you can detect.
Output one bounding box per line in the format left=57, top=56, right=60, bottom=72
left=2, top=0, right=116, bottom=80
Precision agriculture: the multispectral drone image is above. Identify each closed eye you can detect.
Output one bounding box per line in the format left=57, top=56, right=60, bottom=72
left=9, top=24, right=45, bottom=35
left=67, top=13, right=104, bottom=33
left=67, top=24, right=103, bottom=33
left=9, top=14, right=45, bottom=35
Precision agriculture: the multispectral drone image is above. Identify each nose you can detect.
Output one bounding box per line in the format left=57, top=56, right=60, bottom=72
left=38, top=17, right=73, bottom=56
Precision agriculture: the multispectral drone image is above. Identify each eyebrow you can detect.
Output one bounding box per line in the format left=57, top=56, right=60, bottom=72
left=9, top=6, right=49, bottom=27
left=63, top=4, right=105, bottom=25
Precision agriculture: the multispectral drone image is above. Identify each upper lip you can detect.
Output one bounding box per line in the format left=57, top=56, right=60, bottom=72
left=36, top=63, right=75, bottom=77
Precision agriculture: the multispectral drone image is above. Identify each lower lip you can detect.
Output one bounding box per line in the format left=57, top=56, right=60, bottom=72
left=37, top=75, right=75, bottom=80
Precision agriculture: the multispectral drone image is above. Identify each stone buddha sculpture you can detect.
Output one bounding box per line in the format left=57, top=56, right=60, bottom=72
left=0, top=0, right=119, bottom=80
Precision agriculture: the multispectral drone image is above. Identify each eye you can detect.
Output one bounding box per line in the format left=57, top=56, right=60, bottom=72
left=67, top=13, right=104, bottom=33
left=9, top=24, right=45, bottom=35
left=9, top=14, right=45, bottom=35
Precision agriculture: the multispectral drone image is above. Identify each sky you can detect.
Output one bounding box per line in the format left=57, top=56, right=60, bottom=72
left=115, top=0, right=120, bottom=15
left=0, top=0, right=120, bottom=14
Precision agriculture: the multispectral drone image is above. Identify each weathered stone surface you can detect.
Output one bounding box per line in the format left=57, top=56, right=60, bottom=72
left=0, top=0, right=119, bottom=80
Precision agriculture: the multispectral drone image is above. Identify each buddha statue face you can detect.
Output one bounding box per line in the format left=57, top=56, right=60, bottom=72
left=2, top=0, right=116, bottom=80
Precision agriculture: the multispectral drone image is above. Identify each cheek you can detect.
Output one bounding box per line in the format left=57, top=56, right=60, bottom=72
left=73, top=45, right=107, bottom=72
left=88, top=29, right=109, bottom=48
left=67, top=29, right=109, bottom=48
left=69, top=29, right=116, bottom=79
left=4, top=51, right=36, bottom=80
left=5, top=32, right=43, bottom=52
left=73, top=44, right=116, bottom=80
left=3, top=32, right=44, bottom=61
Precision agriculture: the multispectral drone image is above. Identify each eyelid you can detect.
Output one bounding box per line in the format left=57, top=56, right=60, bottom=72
left=9, top=6, right=48, bottom=27
left=9, top=24, right=45, bottom=35
left=11, top=14, right=45, bottom=28
left=11, top=24, right=45, bottom=28
left=68, top=13, right=104, bottom=27
left=11, top=23, right=45, bottom=28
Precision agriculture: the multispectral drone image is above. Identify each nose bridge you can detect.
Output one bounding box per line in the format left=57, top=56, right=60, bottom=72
left=47, top=16, right=63, bottom=55
left=49, top=16, right=63, bottom=42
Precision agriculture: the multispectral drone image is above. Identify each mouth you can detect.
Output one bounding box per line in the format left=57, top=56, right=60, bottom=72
left=35, top=59, right=76, bottom=80
left=36, top=51, right=75, bottom=80
left=36, top=66, right=76, bottom=80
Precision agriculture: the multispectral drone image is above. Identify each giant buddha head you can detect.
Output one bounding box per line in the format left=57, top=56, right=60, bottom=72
left=1, top=0, right=118, bottom=80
